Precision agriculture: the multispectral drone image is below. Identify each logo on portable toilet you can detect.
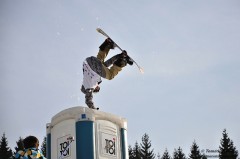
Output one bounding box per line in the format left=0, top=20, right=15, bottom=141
left=102, top=133, right=117, bottom=157
left=57, top=135, right=72, bottom=158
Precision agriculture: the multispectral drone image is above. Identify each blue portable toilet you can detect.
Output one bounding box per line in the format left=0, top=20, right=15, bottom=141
left=46, top=106, right=128, bottom=159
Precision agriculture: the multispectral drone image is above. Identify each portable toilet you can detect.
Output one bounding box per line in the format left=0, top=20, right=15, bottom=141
left=46, top=106, right=128, bottom=159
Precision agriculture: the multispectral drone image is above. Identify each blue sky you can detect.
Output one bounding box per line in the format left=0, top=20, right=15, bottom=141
left=1, top=0, right=240, bottom=156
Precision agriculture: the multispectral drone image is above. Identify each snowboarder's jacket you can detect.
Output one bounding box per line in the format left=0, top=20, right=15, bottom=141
left=15, top=148, right=46, bottom=159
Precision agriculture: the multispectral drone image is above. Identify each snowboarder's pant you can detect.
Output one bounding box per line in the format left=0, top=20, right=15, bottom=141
left=87, top=48, right=123, bottom=80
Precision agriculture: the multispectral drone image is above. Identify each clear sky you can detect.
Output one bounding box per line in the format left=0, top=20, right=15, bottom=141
left=1, top=0, right=240, bottom=156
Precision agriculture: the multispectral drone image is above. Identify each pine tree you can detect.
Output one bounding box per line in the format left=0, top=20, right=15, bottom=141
left=129, top=145, right=135, bottom=159
left=133, top=141, right=141, bottom=159
left=13, top=137, right=24, bottom=157
left=41, top=136, right=47, bottom=157
left=140, top=133, right=155, bottom=159
left=0, top=133, right=13, bottom=159
left=173, top=147, right=186, bottom=159
left=189, top=141, right=202, bottom=159
left=201, top=154, right=207, bottom=159
left=161, top=149, right=171, bottom=159
left=219, top=129, right=238, bottom=159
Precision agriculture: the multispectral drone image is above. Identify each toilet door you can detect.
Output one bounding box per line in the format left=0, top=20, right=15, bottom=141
left=95, top=120, right=121, bottom=159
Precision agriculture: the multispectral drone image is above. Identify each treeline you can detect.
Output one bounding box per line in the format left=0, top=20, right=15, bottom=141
left=129, top=129, right=239, bottom=159
left=0, top=129, right=238, bottom=159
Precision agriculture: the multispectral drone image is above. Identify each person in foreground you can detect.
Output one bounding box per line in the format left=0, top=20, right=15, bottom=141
left=15, top=136, right=46, bottom=159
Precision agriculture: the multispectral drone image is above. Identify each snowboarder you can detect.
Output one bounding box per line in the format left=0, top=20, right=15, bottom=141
left=81, top=38, right=133, bottom=109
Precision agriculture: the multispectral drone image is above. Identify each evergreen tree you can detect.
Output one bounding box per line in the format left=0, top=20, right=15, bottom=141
left=201, top=154, right=207, bottom=159
left=161, top=149, right=171, bottom=159
left=140, top=133, right=155, bottom=159
left=133, top=141, right=141, bottom=159
left=219, top=129, right=238, bottom=159
left=0, top=133, right=13, bottom=159
left=41, top=136, right=47, bottom=157
left=189, top=141, right=202, bottom=159
left=13, top=137, right=24, bottom=157
left=129, top=145, right=135, bottom=159
left=173, top=147, right=186, bottom=159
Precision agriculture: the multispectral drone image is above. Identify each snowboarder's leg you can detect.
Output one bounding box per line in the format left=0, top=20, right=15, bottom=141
left=103, top=54, right=120, bottom=67
left=103, top=53, right=130, bottom=80
left=97, top=49, right=110, bottom=63
left=97, top=38, right=115, bottom=63
left=103, top=64, right=123, bottom=80
left=104, top=50, right=133, bottom=67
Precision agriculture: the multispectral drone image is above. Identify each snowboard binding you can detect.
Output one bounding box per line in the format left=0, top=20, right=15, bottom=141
left=99, top=38, right=116, bottom=50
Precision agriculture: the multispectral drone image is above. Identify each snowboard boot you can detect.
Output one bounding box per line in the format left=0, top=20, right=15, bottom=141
left=99, top=38, right=116, bottom=51
left=114, top=57, right=127, bottom=67
left=114, top=50, right=133, bottom=67
left=126, top=56, right=134, bottom=65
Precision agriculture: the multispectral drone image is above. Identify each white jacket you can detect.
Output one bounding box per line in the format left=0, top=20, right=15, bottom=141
left=82, top=60, right=101, bottom=89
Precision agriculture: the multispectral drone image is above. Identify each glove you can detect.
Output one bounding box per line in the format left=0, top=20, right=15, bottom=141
left=93, top=86, right=100, bottom=93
